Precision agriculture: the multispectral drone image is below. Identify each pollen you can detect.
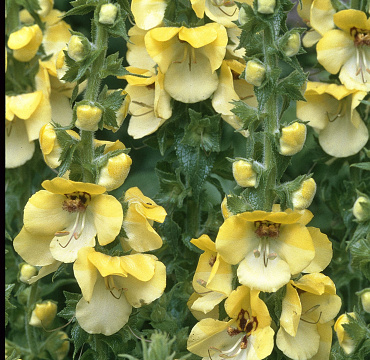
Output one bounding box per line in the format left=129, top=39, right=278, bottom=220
left=254, top=221, right=280, bottom=238
left=62, top=192, right=90, bottom=213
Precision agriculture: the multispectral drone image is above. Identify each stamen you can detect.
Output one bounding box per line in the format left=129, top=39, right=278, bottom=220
left=58, top=212, right=81, bottom=248
left=54, top=231, right=70, bottom=237
left=267, top=252, right=277, bottom=260
left=301, top=311, right=322, bottom=324
left=110, top=288, right=124, bottom=299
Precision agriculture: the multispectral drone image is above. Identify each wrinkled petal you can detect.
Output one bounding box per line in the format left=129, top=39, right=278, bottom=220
left=294, top=273, right=337, bottom=295
left=76, top=275, right=132, bottom=335
left=41, top=177, right=106, bottom=195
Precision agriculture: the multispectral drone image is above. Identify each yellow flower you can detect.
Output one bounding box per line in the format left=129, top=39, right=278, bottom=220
left=296, top=81, right=368, bottom=157
left=144, top=23, right=228, bottom=103
left=120, top=187, right=167, bottom=252
left=277, top=273, right=342, bottom=360
left=187, top=285, right=274, bottom=359
left=212, top=59, right=256, bottom=136
left=188, top=235, right=233, bottom=318
left=297, top=0, right=335, bottom=48
left=191, top=0, right=253, bottom=28
left=13, top=178, right=123, bottom=264
left=5, top=63, right=52, bottom=168
left=7, top=24, right=43, bottom=62
left=334, top=313, right=357, bottom=355
left=317, top=10, right=370, bottom=91
left=131, top=0, right=167, bottom=30
left=29, top=301, right=57, bottom=328
left=279, top=122, right=307, bottom=156
left=73, top=247, right=166, bottom=335
left=122, top=66, right=172, bottom=139
left=215, top=207, right=331, bottom=292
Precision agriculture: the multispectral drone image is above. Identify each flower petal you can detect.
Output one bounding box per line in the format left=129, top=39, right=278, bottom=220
left=13, top=227, right=54, bottom=266
left=7, top=92, right=43, bottom=119
left=28, top=261, right=62, bottom=284
left=119, top=254, right=156, bottom=281
left=131, top=0, right=166, bottom=30
left=303, top=227, right=332, bottom=273
left=75, top=275, right=132, bottom=335
left=191, top=291, right=227, bottom=314
left=333, top=9, right=370, bottom=33
left=309, top=322, right=334, bottom=360
left=121, top=260, right=166, bottom=308
left=280, top=282, right=301, bottom=336
left=247, top=326, right=275, bottom=360
left=237, top=252, right=291, bottom=292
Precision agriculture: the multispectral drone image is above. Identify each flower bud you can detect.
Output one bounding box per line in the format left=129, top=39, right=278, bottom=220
left=257, top=0, right=276, bottom=14
left=29, top=301, right=57, bottom=328
left=221, top=196, right=233, bottom=220
left=279, top=122, right=306, bottom=156
left=244, top=60, right=266, bottom=87
left=97, top=153, right=132, bottom=191
left=7, top=25, right=43, bottom=62
left=51, top=331, right=70, bottom=360
left=75, top=104, right=103, bottom=131
left=353, top=196, right=370, bottom=221
left=39, top=123, right=79, bottom=168
left=292, top=178, right=316, bottom=210
left=99, top=3, right=118, bottom=25
left=283, top=33, right=301, bottom=57
left=232, top=160, right=257, bottom=187
left=19, top=263, right=38, bottom=283
left=334, top=313, right=357, bottom=355
left=67, top=35, right=86, bottom=62
left=360, top=290, right=370, bottom=313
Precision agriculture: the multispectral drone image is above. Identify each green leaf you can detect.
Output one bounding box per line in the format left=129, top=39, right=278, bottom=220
left=226, top=193, right=253, bottom=215
left=57, top=291, right=82, bottom=321
left=181, top=109, right=221, bottom=152
left=349, top=238, right=370, bottom=280
left=351, top=162, right=370, bottom=171
left=277, top=70, right=307, bottom=101
left=5, top=284, right=16, bottom=326
left=342, top=313, right=367, bottom=345
left=230, top=100, right=260, bottom=130
left=106, top=17, right=129, bottom=41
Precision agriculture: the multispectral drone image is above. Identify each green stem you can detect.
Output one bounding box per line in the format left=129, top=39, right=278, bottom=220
left=186, top=198, right=200, bottom=238
left=25, top=283, right=39, bottom=356
left=78, top=13, right=109, bottom=183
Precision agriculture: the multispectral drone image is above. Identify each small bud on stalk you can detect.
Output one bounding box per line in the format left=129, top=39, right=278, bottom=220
left=29, top=301, right=57, bottom=328
left=68, top=35, right=89, bottom=62
left=257, top=0, right=276, bottom=14
left=75, top=104, right=103, bottom=131
left=291, top=178, right=316, bottom=210
left=353, top=196, right=370, bottom=221
left=279, top=122, right=306, bottom=156
left=283, top=33, right=301, bottom=57
left=334, top=313, right=357, bottom=355
left=232, top=159, right=257, bottom=187
left=244, top=60, right=266, bottom=87
left=99, top=3, right=118, bottom=25
left=19, top=263, right=38, bottom=283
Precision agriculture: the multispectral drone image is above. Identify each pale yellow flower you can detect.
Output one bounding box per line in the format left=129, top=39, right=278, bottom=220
left=131, top=0, right=167, bottom=30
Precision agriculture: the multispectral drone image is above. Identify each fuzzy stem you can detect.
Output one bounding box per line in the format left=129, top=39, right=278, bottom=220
left=25, top=283, right=39, bottom=356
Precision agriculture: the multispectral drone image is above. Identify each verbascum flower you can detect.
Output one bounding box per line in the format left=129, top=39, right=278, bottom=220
left=296, top=82, right=368, bottom=157
left=277, top=273, right=342, bottom=360
left=144, top=23, right=228, bottom=103
left=95, top=140, right=132, bottom=191
left=120, top=187, right=167, bottom=252
left=29, top=301, right=57, bottom=328
left=13, top=177, right=123, bottom=264
left=39, top=123, right=80, bottom=169
left=216, top=207, right=332, bottom=292
left=212, top=59, right=256, bottom=136
left=232, top=159, right=257, bottom=187
left=74, top=247, right=166, bottom=336
left=334, top=313, right=357, bottom=355
left=317, top=10, right=370, bottom=92
left=131, top=0, right=167, bottom=30
left=6, top=63, right=52, bottom=168
left=122, top=66, right=172, bottom=139
left=187, top=285, right=274, bottom=359
left=7, top=24, right=43, bottom=62
left=291, top=178, right=317, bottom=210
left=188, top=235, right=232, bottom=318
left=279, top=122, right=307, bottom=156
left=297, top=0, right=335, bottom=48
left=353, top=196, right=370, bottom=221
left=191, top=0, right=253, bottom=28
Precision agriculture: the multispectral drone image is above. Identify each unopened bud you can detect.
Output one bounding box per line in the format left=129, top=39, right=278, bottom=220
left=75, top=104, right=103, bottom=131
left=244, top=60, right=266, bottom=87
left=279, top=122, right=306, bottom=156
left=360, top=290, right=370, bottom=313
left=67, top=35, right=86, bottom=62
left=353, top=196, right=370, bottom=221
left=283, top=33, right=301, bottom=57
left=221, top=196, right=233, bottom=220
left=99, top=3, right=118, bottom=25
left=19, top=263, right=38, bottom=283
left=334, top=313, right=357, bottom=355
left=36, top=0, right=54, bottom=18
left=97, top=153, right=132, bottom=191
left=29, top=301, right=57, bottom=328
left=292, top=178, right=316, bottom=210
left=52, top=331, right=70, bottom=360
left=257, top=0, right=276, bottom=14
left=232, top=160, right=257, bottom=187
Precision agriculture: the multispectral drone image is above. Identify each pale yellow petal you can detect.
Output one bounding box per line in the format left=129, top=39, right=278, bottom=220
left=28, top=261, right=62, bottom=284
left=333, top=9, right=370, bottom=33
left=131, top=0, right=166, bottom=30
left=309, top=322, right=333, bottom=360
left=280, top=282, right=301, bottom=336
left=310, top=0, right=335, bottom=36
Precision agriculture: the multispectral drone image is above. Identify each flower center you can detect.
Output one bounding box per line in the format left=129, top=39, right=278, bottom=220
left=104, top=276, right=127, bottom=299
left=209, top=309, right=258, bottom=357
left=253, top=221, right=280, bottom=267
left=210, top=0, right=237, bottom=17
left=173, top=43, right=197, bottom=71
left=55, top=192, right=90, bottom=248
left=351, top=28, right=370, bottom=83
left=326, top=97, right=348, bottom=123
